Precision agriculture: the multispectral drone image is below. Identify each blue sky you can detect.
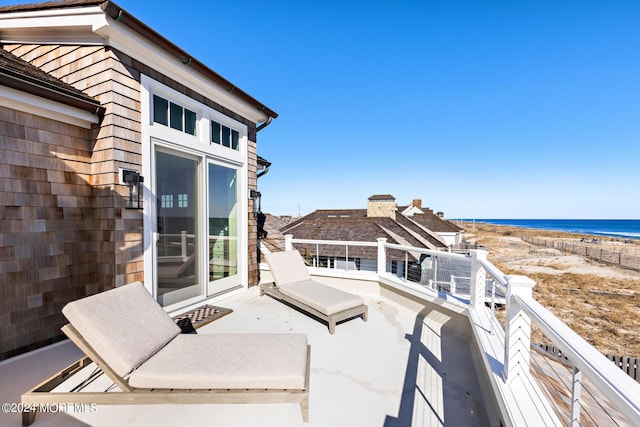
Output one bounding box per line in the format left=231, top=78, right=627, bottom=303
left=6, top=0, right=639, bottom=218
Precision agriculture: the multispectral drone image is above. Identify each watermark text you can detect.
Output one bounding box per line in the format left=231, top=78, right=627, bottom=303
left=2, top=402, right=97, bottom=414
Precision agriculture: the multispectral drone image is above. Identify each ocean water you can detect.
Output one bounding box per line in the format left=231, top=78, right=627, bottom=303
left=467, top=219, right=640, bottom=240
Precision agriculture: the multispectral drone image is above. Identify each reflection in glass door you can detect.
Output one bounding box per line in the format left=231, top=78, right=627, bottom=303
left=208, top=163, right=238, bottom=293
left=155, top=150, right=202, bottom=307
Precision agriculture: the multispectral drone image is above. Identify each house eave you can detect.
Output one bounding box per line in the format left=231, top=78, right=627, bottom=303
left=0, top=4, right=107, bottom=44
left=0, top=67, right=104, bottom=116
left=0, top=84, right=100, bottom=128
left=0, top=1, right=278, bottom=125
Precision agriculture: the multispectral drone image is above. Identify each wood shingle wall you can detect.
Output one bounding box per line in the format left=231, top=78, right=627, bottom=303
left=1, top=42, right=261, bottom=359
left=6, top=44, right=146, bottom=289
left=0, top=107, right=98, bottom=359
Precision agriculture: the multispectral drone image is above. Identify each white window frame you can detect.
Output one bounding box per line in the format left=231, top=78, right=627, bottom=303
left=141, top=74, right=249, bottom=309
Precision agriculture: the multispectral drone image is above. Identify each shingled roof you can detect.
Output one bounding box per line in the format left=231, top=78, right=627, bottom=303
left=0, top=0, right=103, bottom=13
left=279, top=205, right=450, bottom=261
left=407, top=211, right=463, bottom=233
left=0, top=46, right=104, bottom=114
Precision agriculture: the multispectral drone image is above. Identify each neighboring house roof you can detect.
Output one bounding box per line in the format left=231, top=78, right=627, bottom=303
left=409, top=212, right=463, bottom=233
left=0, top=0, right=277, bottom=121
left=260, top=214, right=288, bottom=255
left=280, top=209, right=448, bottom=261
left=368, top=194, right=395, bottom=201
left=265, top=213, right=297, bottom=231
left=0, top=46, right=104, bottom=114
left=399, top=204, right=464, bottom=233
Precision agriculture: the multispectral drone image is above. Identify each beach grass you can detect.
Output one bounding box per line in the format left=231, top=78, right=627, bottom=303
left=464, top=222, right=640, bottom=357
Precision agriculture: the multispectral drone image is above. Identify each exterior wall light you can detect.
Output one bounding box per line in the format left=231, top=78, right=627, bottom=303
left=250, top=189, right=261, bottom=217
left=123, top=169, right=144, bottom=209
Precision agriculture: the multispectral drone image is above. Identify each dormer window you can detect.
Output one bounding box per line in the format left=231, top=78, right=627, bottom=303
left=153, top=94, right=197, bottom=136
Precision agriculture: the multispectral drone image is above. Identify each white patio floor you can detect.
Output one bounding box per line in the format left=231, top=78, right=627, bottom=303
left=0, top=285, right=491, bottom=427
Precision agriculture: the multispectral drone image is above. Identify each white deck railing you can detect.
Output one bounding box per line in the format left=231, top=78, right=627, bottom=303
left=282, top=235, right=640, bottom=426
left=157, top=232, right=236, bottom=262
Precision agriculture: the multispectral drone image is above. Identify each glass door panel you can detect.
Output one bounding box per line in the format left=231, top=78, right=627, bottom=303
left=208, top=163, right=238, bottom=292
left=155, top=150, right=202, bottom=307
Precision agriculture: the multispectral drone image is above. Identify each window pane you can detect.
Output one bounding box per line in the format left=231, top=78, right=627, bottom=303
left=212, top=121, right=221, bottom=144
left=231, top=130, right=239, bottom=150
left=209, top=163, right=237, bottom=281
left=161, top=194, right=173, bottom=208
left=156, top=151, right=201, bottom=307
left=153, top=95, right=168, bottom=126
left=170, top=102, right=183, bottom=131
left=185, top=109, right=196, bottom=135
left=178, top=193, right=188, bottom=208
left=222, top=125, right=231, bottom=148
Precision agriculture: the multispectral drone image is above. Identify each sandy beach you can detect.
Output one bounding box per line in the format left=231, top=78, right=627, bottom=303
left=462, top=222, right=640, bottom=357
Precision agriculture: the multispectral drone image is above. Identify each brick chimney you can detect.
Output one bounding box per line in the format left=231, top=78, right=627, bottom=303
left=367, top=194, right=396, bottom=219
left=412, top=199, right=422, bottom=209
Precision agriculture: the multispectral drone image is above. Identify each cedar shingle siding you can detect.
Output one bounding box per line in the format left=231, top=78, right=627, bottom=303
left=0, top=107, right=99, bottom=359
left=5, top=43, right=146, bottom=292
left=1, top=42, right=261, bottom=360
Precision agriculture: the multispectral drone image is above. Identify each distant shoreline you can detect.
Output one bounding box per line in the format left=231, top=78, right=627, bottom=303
left=461, top=221, right=640, bottom=260
left=457, top=218, right=640, bottom=241
left=461, top=221, right=640, bottom=357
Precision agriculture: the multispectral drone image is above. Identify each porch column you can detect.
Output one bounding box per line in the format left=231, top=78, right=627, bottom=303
left=285, top=234, right=293, bottom=251
left=377, top=238, right=387, bottom=275
left=502, top=275, right=536, bottom=382
left=469, top=249, right=488, bottom=308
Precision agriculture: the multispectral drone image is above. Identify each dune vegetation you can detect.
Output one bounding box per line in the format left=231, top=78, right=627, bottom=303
left=463, top=222, right=640, bottom=356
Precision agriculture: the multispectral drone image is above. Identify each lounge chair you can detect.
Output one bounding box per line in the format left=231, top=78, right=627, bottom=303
left=20, top=282, right=310, bottom=425
left=261, top=250, right=368, bottom=334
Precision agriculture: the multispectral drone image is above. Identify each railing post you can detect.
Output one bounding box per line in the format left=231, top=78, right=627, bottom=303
left=377, top=238, right=387, bottom=275
left=345, top=244, right=349, bottom=271
left=571, top=366, right=583, bottom=426
left=470, top=250, right=488, bottom=308
left=181, top=231, right=187, bottom=261
left=285, top=234, right=293, bottom=251
left=502, top=275, right=536, bottom=382
left=404, top=251, right=408, bottom=281
left=433, top=256, right=438, bottom=289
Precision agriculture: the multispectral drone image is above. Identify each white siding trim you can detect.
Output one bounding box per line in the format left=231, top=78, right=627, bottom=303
left=0, top=86, right=99, bottom=128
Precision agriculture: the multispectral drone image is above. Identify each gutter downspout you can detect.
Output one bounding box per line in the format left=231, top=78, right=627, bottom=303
left=256, top=115, right=273, bottom=133
left=256, top=116, right=273, bottom=177
left=257, top=163, right=271, bottom=178
left=254, top=116, right=273, bottom=285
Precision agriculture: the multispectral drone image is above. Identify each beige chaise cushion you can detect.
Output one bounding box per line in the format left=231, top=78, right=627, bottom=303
left=129, top=333, right=308, bottom=389
left=264, top=250, right=311, bottom=286
left=278, top=280, right=364, bottom=316
left=62, top=282, right=181, bottom=378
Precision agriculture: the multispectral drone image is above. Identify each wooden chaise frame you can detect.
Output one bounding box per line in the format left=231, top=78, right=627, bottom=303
left=260, top=282, right=368, bottom=335
left=20, top=324, right=310, bottom=426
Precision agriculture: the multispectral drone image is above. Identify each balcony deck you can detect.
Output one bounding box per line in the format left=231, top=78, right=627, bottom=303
left=0, top=284, right=491, bottom=427
left=3, top=242, right=638, bottom=427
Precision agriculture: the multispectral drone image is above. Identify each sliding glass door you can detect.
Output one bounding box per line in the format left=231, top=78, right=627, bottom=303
left=155, top=150, right=202, bottom=307
left=145, top=77, right=249, bottom=310
left=207, top=162, right=240, bottom=295
left=153, top=148, right=242, bottom=306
